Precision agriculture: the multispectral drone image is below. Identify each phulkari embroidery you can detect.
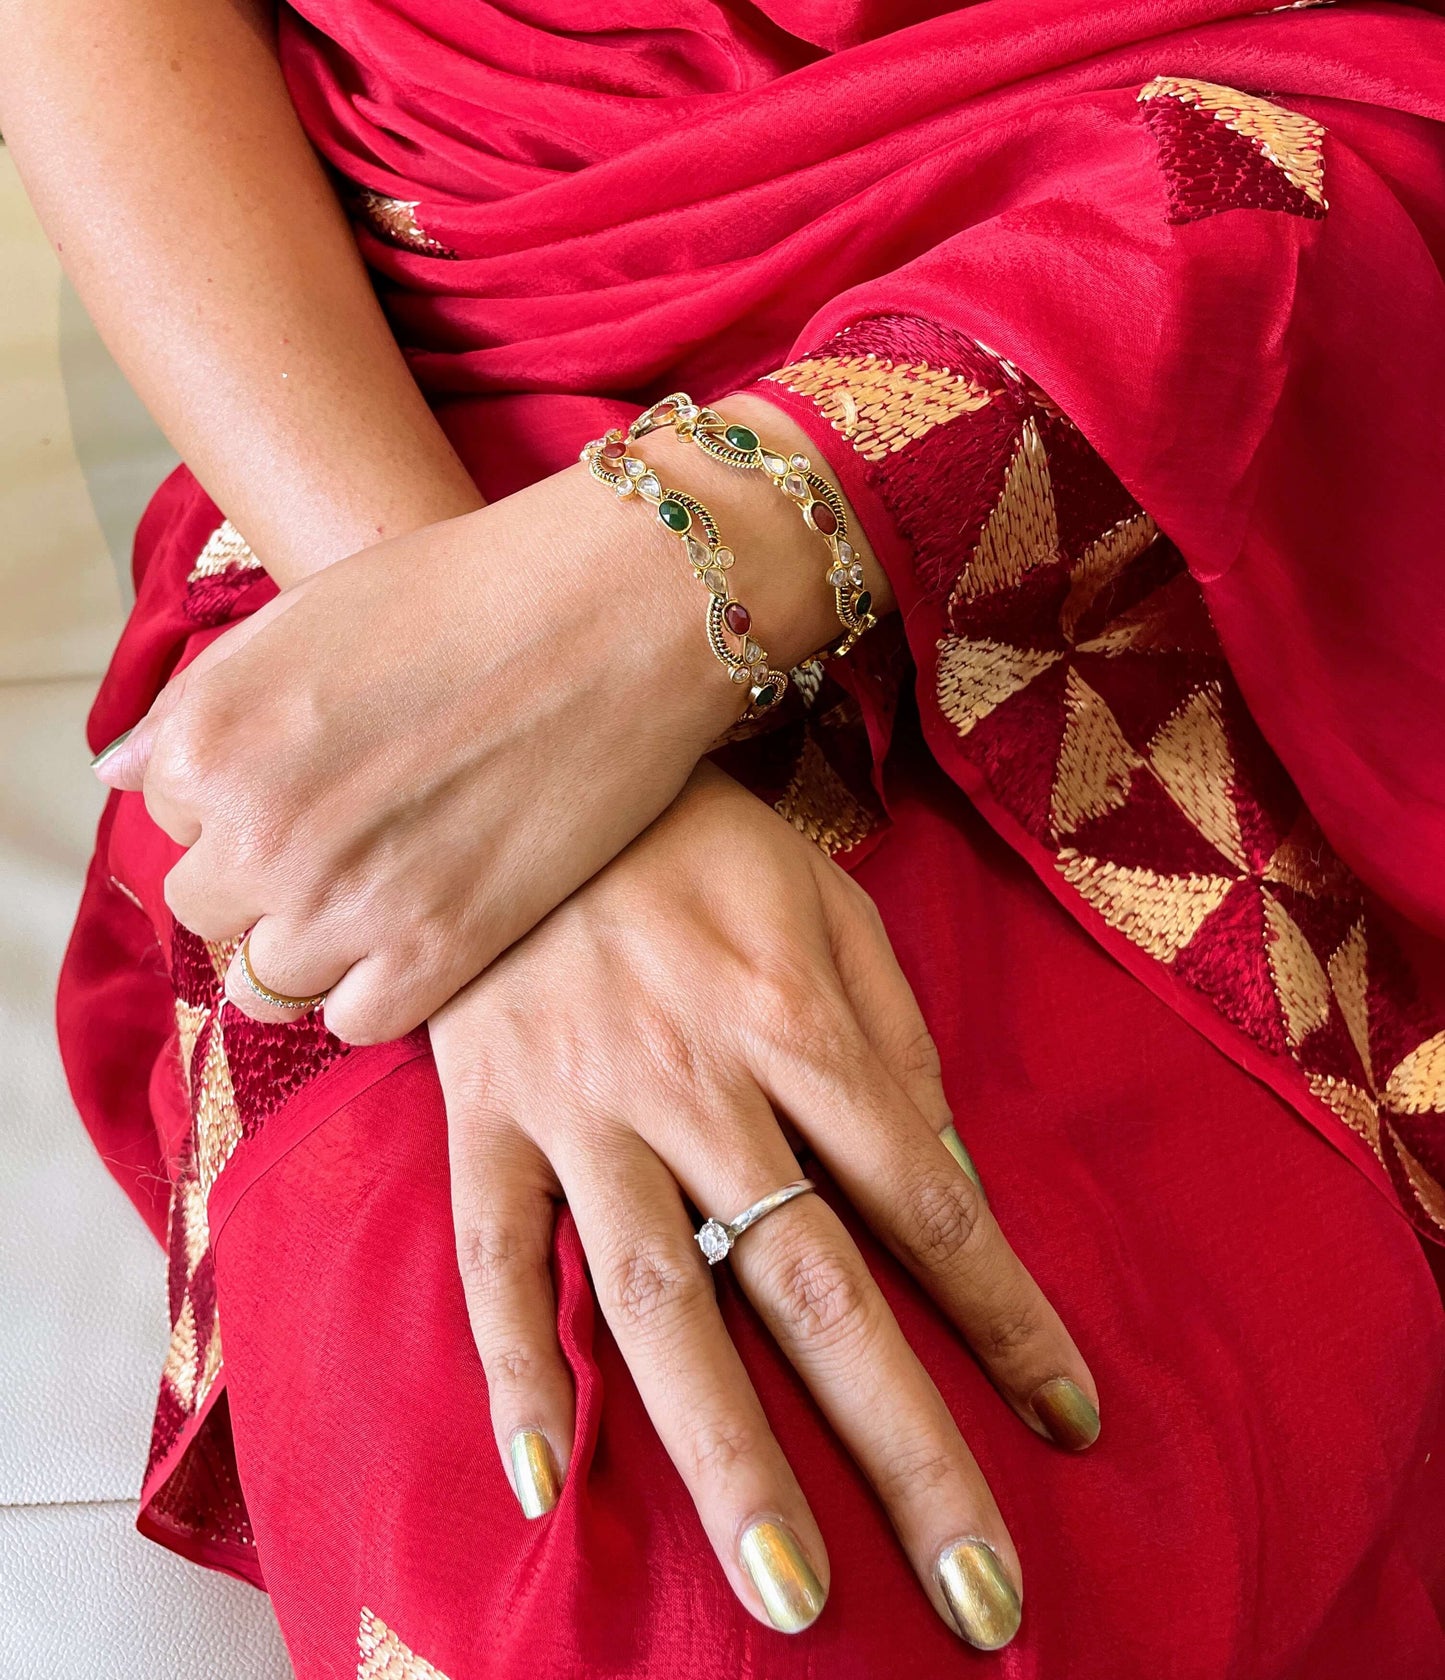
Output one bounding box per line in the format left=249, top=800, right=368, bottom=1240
left=142, top=918, right=350, bottom=1557
left=358, top=1609, right=453, bottom=1680
left=1139, top=77, right=1328, bottom=223
left=184, top=518, right=266, bottom=627
left=768, top=315, right=1445, bottom=1238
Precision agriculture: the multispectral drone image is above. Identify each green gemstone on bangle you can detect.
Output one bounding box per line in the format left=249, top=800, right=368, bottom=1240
left=724, top=424, right=760, bottom=453
left=855, top=590, right=873, bottom=619
left=658, top=498, right=692, bottom=533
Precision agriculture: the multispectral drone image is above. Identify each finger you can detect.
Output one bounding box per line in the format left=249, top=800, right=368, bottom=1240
left=557, top=1124, right=830, bottom=1635
left=817, top=868, right=987, bottom=1183
left=444, top=1099, right=573, bottom=1520
left=665, top=1121, right=1023, bottom=1651
left=754, top=971, right=1100, bottom=1453
left=218, top=913, right=357, bottom=1027
left=318, top=951, right=435, bottom=1046
left=163, top=840, right=265, bottom=945
left=91, top=584, right=302, bottom=791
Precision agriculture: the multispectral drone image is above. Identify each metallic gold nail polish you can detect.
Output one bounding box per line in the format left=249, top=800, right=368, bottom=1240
left=1031, top=1377, right=1101, bottom=1452
left=939, top=1123, right=985, bottom=1197
left=740, top=1520, right=826, bottom=1633
left=509, top=1429, right=560, bottom=1519
left=936, top=1539, right=1021, bottom=1650
left=90, top=728, right=133, bottom=770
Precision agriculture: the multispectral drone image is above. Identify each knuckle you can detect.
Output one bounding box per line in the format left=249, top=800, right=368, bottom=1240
left=456, top=1220, right=526, bottom=1303
left=894, top=1023, right=943, bottom=1087
left=759, top=972, right=862, bottom=1076
left=875, top=1432, right=960, bottom=1508
left=629, top=1006, right=706, bottom=1095
left=898, top=1168, right=986, bottom=1273
left=767, top=1243, right=873, bottom=1352
left=981, top=1296, right=1047, bottom=1359
left=686, top=1415, right=761, bottom=1484
left=491, top=1339, right=548, bottom=1390
left=604, top=1242, right=708, bottom=1337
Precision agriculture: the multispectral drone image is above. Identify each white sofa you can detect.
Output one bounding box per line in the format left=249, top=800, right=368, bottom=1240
left=0, top=142, right=294, bottom=1679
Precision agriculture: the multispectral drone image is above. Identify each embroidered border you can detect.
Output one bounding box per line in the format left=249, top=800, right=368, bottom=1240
left=766, top=315, right=1445, bottom=1238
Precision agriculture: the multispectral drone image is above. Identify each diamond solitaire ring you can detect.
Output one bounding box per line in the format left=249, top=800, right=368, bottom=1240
left=695, top=1179, right=817, bottom=1266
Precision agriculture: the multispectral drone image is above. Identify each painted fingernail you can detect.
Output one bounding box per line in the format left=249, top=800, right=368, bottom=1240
left=509, top=1429, right=560, bottom=1519
left=937, top=1538, right=1022, bottom=1650
left=90, top=728, right=134, bottom=770
left=939, top=1123, right=985, bottom=1196
left=1031, top=1377, right=1101, bottom=1452
left=740, top=1519, right=826, bottom=1633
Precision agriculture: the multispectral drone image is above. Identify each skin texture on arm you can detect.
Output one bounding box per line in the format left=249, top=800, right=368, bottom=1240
left=0, top=0, right=484, bottom=585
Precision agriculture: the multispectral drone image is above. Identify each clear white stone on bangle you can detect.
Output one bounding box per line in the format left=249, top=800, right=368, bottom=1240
left=782, top=472, right=808, bottom=498
left=761, top=451, right=789, bottom=476
left=790, top=454, right=811, bottom=472
left=637, top=474, right=662, bottom=499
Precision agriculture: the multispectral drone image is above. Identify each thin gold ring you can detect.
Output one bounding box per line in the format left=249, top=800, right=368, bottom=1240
left=237, top=932, right=328, bottom=1012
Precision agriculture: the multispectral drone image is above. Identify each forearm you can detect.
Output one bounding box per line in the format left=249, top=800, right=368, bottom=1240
left=0, top=0, right=482, bottom=586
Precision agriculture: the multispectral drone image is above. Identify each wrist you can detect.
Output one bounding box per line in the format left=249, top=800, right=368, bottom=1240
left=637, top=392, right=894, bottom=674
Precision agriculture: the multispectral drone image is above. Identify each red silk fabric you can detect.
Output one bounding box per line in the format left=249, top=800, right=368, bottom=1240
left=57, top=2, right=1445, bottom=1675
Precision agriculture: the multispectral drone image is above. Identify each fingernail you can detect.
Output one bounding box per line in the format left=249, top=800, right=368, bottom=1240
left=740, top=1519, right=827, bottom=1634
left=936, top=1538, right=1022, bottom=1650
left=509, top=1429, right=560, bottom=1519
left=90, top=728, right=134, bottom=770
left=939, top=1123, right=985, bottom=1197
left=1031, top=1377, right=1101, bottom=1452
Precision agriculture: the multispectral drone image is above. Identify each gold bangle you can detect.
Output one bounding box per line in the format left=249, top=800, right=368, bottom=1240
left=635, top=393, right=878, bottom=658
left=581, top=426, right=789, bottom=716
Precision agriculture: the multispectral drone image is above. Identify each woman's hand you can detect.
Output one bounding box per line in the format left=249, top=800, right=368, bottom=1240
left=96, top=396, right=887, bottom=1045
left=430, top=765, right=1100, bottom=1648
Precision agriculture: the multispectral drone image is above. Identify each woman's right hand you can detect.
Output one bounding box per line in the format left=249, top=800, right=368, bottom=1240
left=430, top=764, right=1100, bottom=1649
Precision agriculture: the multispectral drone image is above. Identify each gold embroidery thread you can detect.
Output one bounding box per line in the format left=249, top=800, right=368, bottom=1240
left=1138, top=77, right=1327, bottom=209
left=358, top=1608, right=452, bottom=1680
left=766, top=352, right=995, bottom=462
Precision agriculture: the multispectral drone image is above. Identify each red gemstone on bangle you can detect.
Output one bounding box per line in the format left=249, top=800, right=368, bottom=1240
left=810, top=501, right=839, bottom=535
left=601, top=440, right=628, bottom=461
left=723, top=601, right=752, bottom=635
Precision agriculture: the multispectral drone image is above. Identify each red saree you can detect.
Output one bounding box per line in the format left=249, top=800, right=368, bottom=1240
left=57, top=1, right=1445, bottom=1674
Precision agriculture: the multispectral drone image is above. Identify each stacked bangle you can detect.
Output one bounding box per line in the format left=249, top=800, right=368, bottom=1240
left=581, top=427, right=789, bottom=715
left=634, top=393, right=878, bottom=658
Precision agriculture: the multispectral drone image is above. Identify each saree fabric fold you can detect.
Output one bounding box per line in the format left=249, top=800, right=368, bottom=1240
left=57, top=1, right=1445, bottom=1674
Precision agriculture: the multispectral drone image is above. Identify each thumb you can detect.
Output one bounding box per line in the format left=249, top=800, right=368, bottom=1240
left=90, top=581, right=306, bottom=789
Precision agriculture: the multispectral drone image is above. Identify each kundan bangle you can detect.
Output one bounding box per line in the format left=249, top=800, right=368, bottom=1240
left=635, top=393, right=878, bottom=658
left=581, top=426, right=788, bottom=715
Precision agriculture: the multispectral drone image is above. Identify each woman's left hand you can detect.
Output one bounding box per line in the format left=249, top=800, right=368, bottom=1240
left=430, top=763, right=1099, bottom=1646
